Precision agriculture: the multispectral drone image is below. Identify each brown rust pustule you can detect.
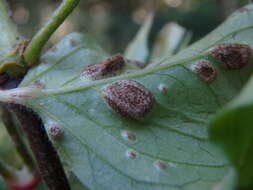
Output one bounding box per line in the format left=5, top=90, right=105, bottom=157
left=47, top=124, right=64, bottom=140
left=121, top=130, right=136, bottom=141
left=103, top=80, right=155, bottom=120
left=210, top=43, right=251, bottom=70
left=192, top=60, right=217, bottom=83
left=81, top=54, right=125, bottom=80
left=125, top=150, right=137, bottom=160
left=154, top=160, right=167, bottom=171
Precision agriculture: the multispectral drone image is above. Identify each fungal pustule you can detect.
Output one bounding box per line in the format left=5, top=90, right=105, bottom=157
left=81, top=54, right=125, bottom=80
left=210, top=43, right=251, bottom=70
left=125, top=149, right=137, bottom=159
left=121, top=130, right=136, bottom=141
left=154, top=160, right=167, bottom=171
left=158, top=83, right=168, bottom=94
left=191, top=60, right=217, bottom=82
left=103, top=80, right=155, bottom=120
left=47, top=125, right=63, bottom=140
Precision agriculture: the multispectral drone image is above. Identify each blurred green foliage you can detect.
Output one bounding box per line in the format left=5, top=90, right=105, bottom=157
left=7, top=0, right=250, bottom=53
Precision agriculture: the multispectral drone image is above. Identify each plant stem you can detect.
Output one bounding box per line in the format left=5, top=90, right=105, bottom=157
left=1, top=104, right=36, bottom=173
left=24, top=0, right=80, bottom=66
left=0, top=159, right=16, bottom=181
left=9, top=104, right=71, bottom=190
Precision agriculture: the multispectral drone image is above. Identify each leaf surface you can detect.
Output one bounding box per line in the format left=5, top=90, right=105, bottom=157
left=6, top=4, right=253, bottom=190
left=209, top=74, right=253, bottom=188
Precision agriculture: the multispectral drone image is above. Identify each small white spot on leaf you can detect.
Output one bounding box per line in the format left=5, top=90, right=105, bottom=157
left=121, top=130, right=136, bottom=141
left=125, top=149, right=137, bottom=159
left=158, top=83, right=168, bottom=93
left=154, top=160, right=167, bottom=171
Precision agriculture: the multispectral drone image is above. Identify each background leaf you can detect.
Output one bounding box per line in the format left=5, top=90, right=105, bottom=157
left=0, top=177, right=10, bottom=190
left=11, top=4, right=253, bottom=190
left=0, top=118, right=23, bottom=169
left=150, top=22, right=191, bottom=63
left=150, top=4, right=253, bottom=68
left=209, top=73, right=253, bottom=188
left=124, top=13, right=154, bottom=63
left=0, top=0, right=20, bottom=60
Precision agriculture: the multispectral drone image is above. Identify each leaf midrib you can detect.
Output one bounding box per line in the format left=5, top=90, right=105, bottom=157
left=21, top=24, right=253, bottom=98
left=40, top=53, right=206, bottom=96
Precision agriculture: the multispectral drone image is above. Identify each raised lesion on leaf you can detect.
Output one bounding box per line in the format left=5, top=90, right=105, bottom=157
left=102, top=80, right=155, bottom=120
left=81, top=54, right=125, bottom=80
left=210, top=43, right=251, bottom=70
left=191, top=60, right=217, bottom=83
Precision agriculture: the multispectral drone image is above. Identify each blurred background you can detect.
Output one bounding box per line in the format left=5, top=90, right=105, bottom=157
left=7, top=0, right=252, bottom=54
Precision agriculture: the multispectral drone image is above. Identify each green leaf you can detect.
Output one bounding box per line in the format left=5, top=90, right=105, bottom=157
left=150, top=4, right=253, bottom=68
left=124, top=13, right=154, bottom=63
left=0, top=120, right=23, bottom=168
left=0, top=0, right=26, bottom=76
left=209, top=73, right=253, bottom=188
left=0, top=178, right=9, bottom=190
left=2, top=4, right=253, bottom=190
left=0, top=0, right=20, bottom=60
left=69, top=173, right=90, bottom=190
left=21, top=32, right=109, bottom=88
left=150, top=22, right=191, bottom=63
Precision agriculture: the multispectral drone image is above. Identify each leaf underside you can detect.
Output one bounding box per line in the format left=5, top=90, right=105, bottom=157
left=16, top=4, right=253, bottom=190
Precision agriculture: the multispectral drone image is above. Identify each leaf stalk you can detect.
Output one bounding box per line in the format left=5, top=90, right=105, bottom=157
left=24, top=0, right=80, bottom=66
left=9, top=105, right=71, bottom=190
